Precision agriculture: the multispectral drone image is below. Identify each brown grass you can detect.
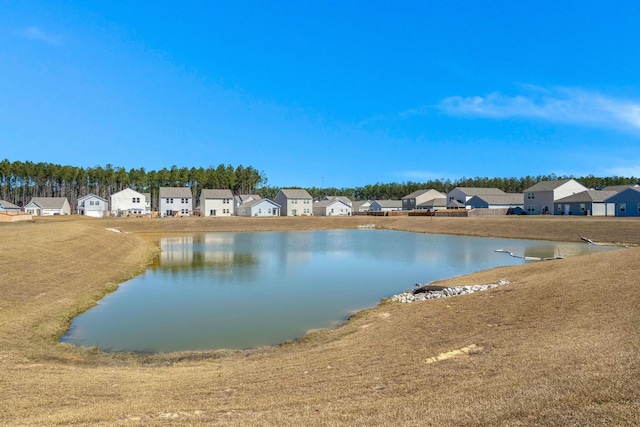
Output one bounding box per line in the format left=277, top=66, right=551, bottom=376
left=1, top=215, right=639, bottom=426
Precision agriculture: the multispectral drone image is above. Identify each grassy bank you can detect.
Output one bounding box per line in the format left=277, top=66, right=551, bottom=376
left=1, top=215, right=639, bottom=425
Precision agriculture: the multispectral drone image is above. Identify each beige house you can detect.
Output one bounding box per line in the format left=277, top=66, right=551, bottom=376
left=402, top=189, right=446, bottom=210
left=200, top=189, right=234, bottom=217
left=313, top=199, right=352, bottom=216
left=274, top=189, right=313, bottom=216
left=24, top=197, right=71, bottom=216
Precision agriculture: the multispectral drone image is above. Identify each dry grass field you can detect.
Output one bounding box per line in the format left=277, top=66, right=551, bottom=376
left=1, top=215, right=639, bottom=426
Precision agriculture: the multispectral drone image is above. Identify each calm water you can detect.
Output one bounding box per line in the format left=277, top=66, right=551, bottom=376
left=61, top=230, right=615, bottom=352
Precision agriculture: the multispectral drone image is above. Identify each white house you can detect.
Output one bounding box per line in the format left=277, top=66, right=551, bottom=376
left=236, top=198, right=281, bottom=217
left=110, top=188, right=149, bottom=216
left=77, top=194, right=109, bottom=218
left=523, top=179, right=588, bottom=215
left=23, top=197, right=71, bottom=216
left=554, top=190, right=617, bottom=216
left=402, top=189, right=446, bottom=210
left=200, top=189, right=234, bottom=217
left=274, top=189, right=313, bottom=216
left=369, top=200, right=402, bottom=212
left=159, top=187, right=194, bottom=217
left=313, top=199, right=352, bottom=216
left=352, top=200, right=372, bottom=212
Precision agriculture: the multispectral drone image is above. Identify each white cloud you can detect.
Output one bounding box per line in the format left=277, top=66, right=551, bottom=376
left=19, top=26, right=63, bottom=46
left=437, top=86, right=640, bottom=132
left=603, top=165, right=640, bottom=177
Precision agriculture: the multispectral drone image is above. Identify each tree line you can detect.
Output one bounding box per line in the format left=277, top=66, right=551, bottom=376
left=2, top=159, right=638, bottom=212
left=258, top=174, right=640, bottom=201
left=0, top=160, right=266, bottom=212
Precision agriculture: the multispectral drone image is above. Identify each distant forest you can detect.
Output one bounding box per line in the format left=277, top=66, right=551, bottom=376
left=1, top=159, right=639, bottom=212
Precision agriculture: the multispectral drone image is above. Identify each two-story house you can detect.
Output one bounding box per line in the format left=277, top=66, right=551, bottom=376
left=274, top=189, right=313, bottom=216
left=200, top=189, right=235, bottom=217
left=523, top=179, right=588, bottom=215
left=159, top=187, right=193, bottom=217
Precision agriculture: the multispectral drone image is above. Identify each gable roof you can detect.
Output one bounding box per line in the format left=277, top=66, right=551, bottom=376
left=417, top=197, right=447, bottom=208
left=238, top=198, right=280, bottom=209
left=160, top=187, right=193, bottom=198
left=314, top=199, right=351, bottom=209
left=78, top=194, right=107, bottom=203
left=555, top=190, right=618, bottom=203
left=451, top=187, right=507, bottom=196
left=278, top=189, right=313, bottom=199
left=201, top=189, right=234, bottom=199
left=324, top=196, right=352, bottom=205
left=0, top=199, right=20, bottom=210
left=468, top=194, right=524, bottom=205
left=403, top=189, right=445, bottom=200
left=27, top=197, right=69, bottom=209
left=523, top=178, right=584, bottom=192
left=372, top=200, right=402, bottom=208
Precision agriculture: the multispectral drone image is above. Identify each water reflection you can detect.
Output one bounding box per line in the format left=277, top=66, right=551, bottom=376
left=61, top=230, right=616, bottom=352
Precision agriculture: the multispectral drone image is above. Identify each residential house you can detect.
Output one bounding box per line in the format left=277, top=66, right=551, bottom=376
left=603, top=184, right=640, bottom=192
left=554, top=190, right=617, bottom=216
left=234, top=194, right=261, bottom=210
left=604, top=187, right=640, bottom=217
left=200, top=189, right=234, bottom=217
left=159, top=187, right=194, bottom=217
left=402, top=189, right=446, bottom=210
left=523, top=179, right=588, bottom=215
left=236, top=198, right=281, bottom=217
left=313, top=199, right=352, bottom=216
left=0, top=200, right=21, bottom=212
left=352, top=200, right=372, bottom=213
left=417, top=197, right=447, bottom=211
left=77, top=194, right=109, bottom=218
left=447, top=187, right=507, bottom=206
left=274, top=189, right=313, bottom=216
left=323, top=196, right=352, bottom=206
left=466, top=194, right=524, bottom=210
left=369, top=200, right=402, bottom=212
left=23, top=197, right=71, bottom=216
left=110, top=188, right=149, bottom=216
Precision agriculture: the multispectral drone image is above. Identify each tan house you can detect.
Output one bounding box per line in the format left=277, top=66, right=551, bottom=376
left=200, top=189, right=234, bottom=217
left=274, top=189, right=313, bottom=216
left=402, top=189, right=446, bottom=210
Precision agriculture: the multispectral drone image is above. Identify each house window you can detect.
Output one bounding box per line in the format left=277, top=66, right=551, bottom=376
left=557, top=205, right=562, bottom=212
left=527, top=193, right=535, bottom=199
left=527, top=205, right=535, bottom=212
left=620, top=203, right=626, bottom=213
left=258, top=208, right=262, bottom=214
left=292, top=199, right=297, bottom=204
left=580, top=204, right=585, bottom=212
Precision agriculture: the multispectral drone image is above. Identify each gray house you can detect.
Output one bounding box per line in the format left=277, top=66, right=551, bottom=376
left=604, top=187, right=640, bottom=217
left=77, top=194, right=109, bottom=218
left=352, top=200, right=372, bottom=212
left=523, top=179, right=588, bottom=215
left=554, top=190, right=617, bottom=216
left=159, top=187, right=193, bottom=217
left=23, top=197, right=71, bottom=216
left=402, top=189, right=446, bottom=210
left=274, top=189, right=313, bottom=216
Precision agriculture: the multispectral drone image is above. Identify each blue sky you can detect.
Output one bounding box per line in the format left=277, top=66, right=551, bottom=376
left=2, top=1, right=640, bottom=188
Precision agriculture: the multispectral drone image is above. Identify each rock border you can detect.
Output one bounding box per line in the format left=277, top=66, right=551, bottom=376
left=391, top=279, right=511, bottom=303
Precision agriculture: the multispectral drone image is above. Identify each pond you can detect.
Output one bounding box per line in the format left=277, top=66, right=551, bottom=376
left=61, top=229, right=615, bottom=352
